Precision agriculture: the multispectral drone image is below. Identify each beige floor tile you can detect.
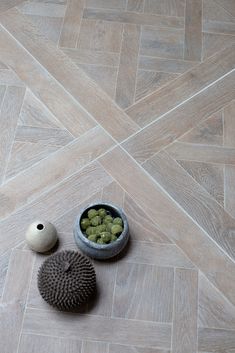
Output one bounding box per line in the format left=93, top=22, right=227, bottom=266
left=184, top=0, right=202, bottom=61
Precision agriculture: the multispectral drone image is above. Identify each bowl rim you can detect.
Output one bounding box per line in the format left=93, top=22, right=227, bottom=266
left=74, top=202, right=129, bottom=250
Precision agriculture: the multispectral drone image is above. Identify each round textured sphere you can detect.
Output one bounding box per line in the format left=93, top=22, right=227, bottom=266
left=25, top=221, right=58, bottom=253
left=37, top=251, right=96, bottom=310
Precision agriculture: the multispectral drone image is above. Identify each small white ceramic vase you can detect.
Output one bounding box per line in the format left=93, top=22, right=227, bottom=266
left=25, top=221, right=58, bottom=253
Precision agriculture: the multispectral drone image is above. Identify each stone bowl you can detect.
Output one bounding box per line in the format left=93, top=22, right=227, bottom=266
left=73, top=203, right=129, bottom=260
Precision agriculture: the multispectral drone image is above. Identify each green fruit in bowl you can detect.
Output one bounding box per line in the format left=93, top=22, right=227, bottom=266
left=106, top=223, right=113, bottom=232
left=86, top=226, right=96, bottom=236
left=111, top=224, right=123, bottom=236
left=100, top=232, right=112, bottom=243
left=97, top=238, right=106, bottom=245
left=88, top=209, right=98, bottom=219
left=80, top=218, right=90, bottom=230
left=103, top=215, right=113, bottom=224
left=96, top=224, right=106, bottom=233
left=98, top=208, right=107, bottom=218
left=113, top=217, right=123, bottom=226
left=91, top=216, right=101, bottom=226
left=88, top=234, right=98, bottom=243
left=111, top=234, right=117, bottom=242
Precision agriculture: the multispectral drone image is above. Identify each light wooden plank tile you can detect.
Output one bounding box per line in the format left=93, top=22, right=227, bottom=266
left=59, top=0, right=85, bottom=48
left=0, top=126, right=114, bottom=219
left=83, top=8, right=184, bottom=28
left=113, top=263, right=174, bottom=322
left=123, top=193, right=171, bottom=243
left=203, top=19, right=235, bottom=35
left=135, top=70, right=179, bottom=101
left=102, top=181, right=125, bottom=207
left=0, top=86, right=25, bottom=184
left=127, top=0, right=144, bottom=13
left=224, top=100, right=235, bottom=218
left=17, top=2, right=66, bottom=17
left=0, top=85, right=6, bottom=109
left=178, top=161, right=224, bottom=205
left=126, top=44, right=235, bottom=127
left=144, top=0, right=185, bottom=17
left=140, top=26, right=184, bottom=59
left=0, top=162, right=112, bottom=255
left=202, top=32, right=235, bottom=60
left=144, top=151, right=235, bottom=261
left=109, top=344, right=170, bottom=353
left=19, top=334, right=82, bottom=353
left=0, top=28, right=95, bottom=137
left=172, top=269, right=198, bottom=353
left=166, top=142, right=235, bottom=165
left=184, top=0, right=202, bottom=61
left=85, top=0, right=126, bottom=10
left=82, top=341, right=108, bottom=353
left=0, top=69, right=24, bottom=87
left=116, top=24, right=140, bottom=108
left=99, top=147, right=235, bottom=306
left=5, top=142, right=59, bottom=181
left=198, top=327, right=235, bottom=351
left=77, top=19, right=123, bottom=53
left=0, top=251, right=11, bottom=299
left=199, top=273, right=235, bottom=330
left=0, top=0, right=24, bottom=12
left=203, top=0, right=235, bottom=22
left=0, top=9, right=138, bottom=141
left=27, top=15, right=63, bottom=45
left=23, top=308, right=172, bottom=348
left=0, top=249, right=34, bottom=353
left=123, top=241, right=195, bottom=268
left=63, top=48, right=119, bottom=66
left=213, top=0, right=235, bottom=17
left=15, top=126, right=74, bottom=146
left=123, top=71, right=235, bottom=163
left=139, top=56, right=198, bottom=74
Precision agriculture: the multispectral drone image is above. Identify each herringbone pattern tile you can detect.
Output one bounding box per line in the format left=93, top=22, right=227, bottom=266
left=0, top=0, right=235, bottom=352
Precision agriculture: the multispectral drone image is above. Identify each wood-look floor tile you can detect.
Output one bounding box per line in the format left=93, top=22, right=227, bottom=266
left=202, top=33, right=235, bottom=60
left=0, top=251, right=11, bottom=299
left=203, top=19, right=235, bottom=35
left=126, top=44, right=235, bottom=127
left=23, top=308, right=172, bottom=348
left=63, top=48, right=119, bottom=67
left=82, top=341, right=108, bottom=353
left=214, top=0, right=235, bottom=17
left=198, top=327, right=235, bottom=351
left=0, top=126, right=114, bottom=220
left=0, top=9, right=138, bottom=141
left=0, top=162, right=112, bottom=255
left=102, top=181, right=125, bottom=207
left=0, top=68, right=24, bottom=87
left=124, top=71, right=235, bottom=163
left=144, top=151, right=235, bottom=261
left=172, top=269, right=198, bottom=353
left=0, top=0, right=23, bottom=13
left=19, top=334, right=82, bottom=353
left=83, top=8, right=184, bottom=28
left=99, top=147, right=235, bottom=306
left=166, top=142, right=235, bottom=165
left=184, top=0, right=202, bottom=61
left=224, top=100, right=235, bottom=218
left=113, top=263, right=174, bottom=322
left=127, top=0, right=144, bottom=13
left=26, top=15, right=63, bottom=45
left=199, top=273, right=235, bottom=330
left=0, top=86, right=25, bottom=184
left=17, top=2, right=66, bottom=17
left=138, top=56, right=198, bottom=74
left=59, top=0, right=85, bottom=48
left=85, top=0, right=126, bottom=10
left=116, top=24, right=140, bottom=108
left=203, top=0, right=235, bottom=22
left=144, top=0, right=185, bottom=17
left=0, top=27, right=95, bottom=137
left=109, top=344, right=170, bottom=353
left=140, top=26, right=184, bottom=59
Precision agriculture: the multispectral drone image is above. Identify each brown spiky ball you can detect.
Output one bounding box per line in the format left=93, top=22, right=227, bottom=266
left=37, top=251, right=96, bottom=310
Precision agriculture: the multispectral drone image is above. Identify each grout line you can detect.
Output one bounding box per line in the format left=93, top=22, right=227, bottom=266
left=132, top=24, right=142, bottom=103
left=114, top=22, right=125, bottom=103
left=110, top=264, right=118, bottom=318
left=170, top=267, right=176, bottom=351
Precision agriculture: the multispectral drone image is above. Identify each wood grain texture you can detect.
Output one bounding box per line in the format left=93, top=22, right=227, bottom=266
left=109, top=344, right=170, bottom=353
left=0, top=8, right=139, bottom=141
left=126, top=45, right=235, bottom=127
left=139, top=56, right=197, bottom=74
left=63, top=48, right=119, bottom=67
left=23, top=308, right=172, bottom=349
left=184, top=0, right=202, bottom=61
left=86, top=0, right=126, bottom=9
left=19, top=334, right=82, bottom=353
left=172, top=269, right=198, bottom=353
left=0, top=86, right=25, bottom=184
left=0, top=126, right=114, bottom=219
left=99, top=147, right=235, bottom=306
left=0, top=251, right=11, bottom=299
left=127, top=0, right=144, bottom=13
left=0, top=27, right=95, bottom=137
left=0, top=250, right=34, bottom=353
left=102, top=181, right=124, bottom=207
left=17, top=2, right=66, bottom=17
left=0, top=68, right=24, bottom=87
left=82, top=341, right=108, bottom=353
left=202, top=32, right=235, bottom=60
left=0, top=0, right=24, bottom=13
left=144, top=0, right=185, bottom=17
left=166, top=142, right=235, bottom=165
left=124, top=71, right=235, bottom=163
left=199, top=273, right=235, bottom=330
left=0, top=162, right=112, bottom=256
left=116, top=24, right=140, bottom=108
left=59, top=0, right=85, bottom=48
left=113, top=263, right=174, bottom=322
left=224, top=100, right=235, bottom=218
left=144, top=151, right=235, bottom=261
left=198, top=327, right=235, bottom=351
left=83, top=8, right=184, bottom=28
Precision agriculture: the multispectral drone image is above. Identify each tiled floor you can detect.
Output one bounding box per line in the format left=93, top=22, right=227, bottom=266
left=0, top=0, right=235, bottom=352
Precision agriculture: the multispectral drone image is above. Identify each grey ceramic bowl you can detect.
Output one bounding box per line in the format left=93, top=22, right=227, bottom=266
left=74, top=203, right=129, bottom=260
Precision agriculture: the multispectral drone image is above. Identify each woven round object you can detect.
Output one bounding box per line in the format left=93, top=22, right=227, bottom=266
left=38, top=251, right=96, bottom=310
